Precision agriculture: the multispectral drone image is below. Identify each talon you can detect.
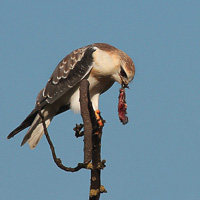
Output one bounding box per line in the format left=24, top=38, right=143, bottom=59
left=94, top=110, right=104, bottom=134
left=95, top=110, right=104, bottom=127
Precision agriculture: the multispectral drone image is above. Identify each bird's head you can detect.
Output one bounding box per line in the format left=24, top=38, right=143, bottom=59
left=92, top=43, right=135, bottom=88
left=112, top=50, right=135, bottom=89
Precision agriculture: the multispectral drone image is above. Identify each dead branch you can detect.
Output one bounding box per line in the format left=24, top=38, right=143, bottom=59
left=79, top=80, right=106, bottom=200
left=79, top=80, right=93, bottom=164
left=37, top=102, right=87, bottom=172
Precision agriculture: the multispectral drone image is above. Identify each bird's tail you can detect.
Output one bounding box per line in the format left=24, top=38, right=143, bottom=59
left=7, top=108, right=38, bottom=139
left=21, top=113, right=53, bottom=149
left=8, top=108, right=53, bottom=149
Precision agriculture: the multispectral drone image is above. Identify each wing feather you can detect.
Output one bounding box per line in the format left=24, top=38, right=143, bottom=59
left=37, top=45, right=96, bottom=106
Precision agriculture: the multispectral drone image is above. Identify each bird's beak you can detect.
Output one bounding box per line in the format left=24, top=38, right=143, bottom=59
left=122, top=82, right=129, bottom=89
left=119, top=74, right=129, bottom=89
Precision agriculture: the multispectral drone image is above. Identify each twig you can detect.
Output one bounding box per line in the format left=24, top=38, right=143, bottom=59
left=37, top=102, right=87, bottom=172
left=73, top=124, right=84, bottom=138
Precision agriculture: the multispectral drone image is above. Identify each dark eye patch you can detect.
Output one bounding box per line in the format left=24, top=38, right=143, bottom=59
left=120, top=66, right=128, bottom=78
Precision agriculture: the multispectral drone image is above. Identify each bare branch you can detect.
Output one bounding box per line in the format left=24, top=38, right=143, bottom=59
left=79, top=80, right=93, bottom=164
left=37, top=102, right=87, bottom=172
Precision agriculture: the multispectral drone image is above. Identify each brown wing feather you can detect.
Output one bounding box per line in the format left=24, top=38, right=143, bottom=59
left=37, top=45, right=96, bottom=106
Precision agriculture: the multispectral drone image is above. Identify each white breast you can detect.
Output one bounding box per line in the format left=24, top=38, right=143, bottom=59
left=69, top=88, right=81, bottom=113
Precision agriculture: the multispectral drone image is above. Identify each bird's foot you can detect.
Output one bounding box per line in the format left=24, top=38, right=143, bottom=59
left=94, top=110, right=104, bottom=134
left=95, top=110, right=104, bottom=127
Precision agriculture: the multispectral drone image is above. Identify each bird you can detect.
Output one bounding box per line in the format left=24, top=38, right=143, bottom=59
left=7, top=43, right=135, bottom=149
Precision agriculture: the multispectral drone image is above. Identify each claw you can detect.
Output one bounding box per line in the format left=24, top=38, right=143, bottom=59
left=95, top=110, right=104, bottom=127
left=94, top=110, right=104, bottom=134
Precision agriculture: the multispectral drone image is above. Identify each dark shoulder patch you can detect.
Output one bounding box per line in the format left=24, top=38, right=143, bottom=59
left=41, top=46, right=96, bottom=104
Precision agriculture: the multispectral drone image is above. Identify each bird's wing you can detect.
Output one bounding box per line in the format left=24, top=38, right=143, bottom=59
left=7, top=45, right=97, bottom=140
left=37, top=45, right=97, bottom=106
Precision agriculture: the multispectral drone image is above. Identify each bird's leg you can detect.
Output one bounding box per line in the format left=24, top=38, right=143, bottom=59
left=94, top=110, right=104, bottom=134
left=74, top=111, right=104, bottom=136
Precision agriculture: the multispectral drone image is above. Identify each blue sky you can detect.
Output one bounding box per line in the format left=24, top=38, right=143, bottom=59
left=1, top=1, right=200, bottom=199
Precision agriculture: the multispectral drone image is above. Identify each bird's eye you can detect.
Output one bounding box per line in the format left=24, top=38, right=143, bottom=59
left=120, top=66, right=128, bottom=78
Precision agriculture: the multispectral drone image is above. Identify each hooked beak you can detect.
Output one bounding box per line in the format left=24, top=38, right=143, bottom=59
left=122, top=82, right=129, bottom=89
left=119, top=74, right=129, bottom=89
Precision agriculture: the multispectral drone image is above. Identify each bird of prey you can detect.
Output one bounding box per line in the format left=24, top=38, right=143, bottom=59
left=7, top=43, right=135, bottom=149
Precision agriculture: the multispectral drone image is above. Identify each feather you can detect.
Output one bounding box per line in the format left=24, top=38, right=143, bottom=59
left=21, top=113, right=52, bottom=149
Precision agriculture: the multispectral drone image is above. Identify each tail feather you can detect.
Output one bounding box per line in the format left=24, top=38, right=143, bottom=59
left=7, top=108, right=38, bottom=139
left=20, top=113, right=41, bottom=146
left=8, top=106, right=54, bottom=149
left=22, top=115, right=52, bottom=149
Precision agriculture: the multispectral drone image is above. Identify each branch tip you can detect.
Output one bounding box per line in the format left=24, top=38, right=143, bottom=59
left=100, top=185, right=107, bottom=193
left=73, top=124, right=84, bottom=138
left=97, top=160, right=106, bottom=169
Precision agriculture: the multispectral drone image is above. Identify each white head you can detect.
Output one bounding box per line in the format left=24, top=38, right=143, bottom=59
left=92, top=43, right=135, bottom=88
